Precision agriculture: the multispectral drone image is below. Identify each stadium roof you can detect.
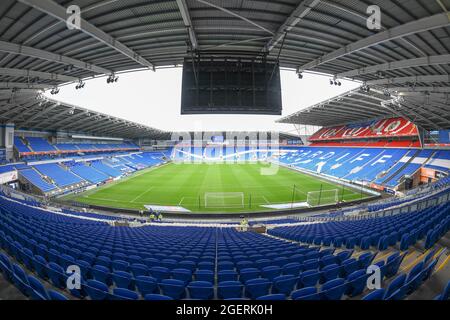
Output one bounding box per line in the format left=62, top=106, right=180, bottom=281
left=277, top=86, right=450, bottom=131
left=0, top=90, right=169, bottom=139
left=0, top=0, right=449, bottom=134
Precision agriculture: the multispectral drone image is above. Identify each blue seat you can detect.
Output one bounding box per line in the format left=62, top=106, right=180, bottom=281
left=0, top=253, right=13, bottom=282
left=144, top=294, right=173, bottom=300
left=256, top=294, right=285, bottom=300
left=160, top=279, right=186, bottom=299
left=12, top=264, right=31, bottom=296
left=112, top=288, right=139, bottom=300
left=187, top=281, right=214, bottom=300
left=112, top=271, right=134, bottom=290
left=112, top=260, right=130, bottom=272
left=135, top=276, right=158, bottom=296
left=47, top=262, right=66, bottom=289
left=384, top=274, right=406, bottom=300
left=299, top=269, right=321, bottom=287
left=197, top=261, right=214, bottom=271
left=272, top=275, right=297, bottom=295
left=218, top=261, right=234, bottom=271
left=321, top=264, right=341, bottom=283
left=86, top=279, right=110, bottom=300
left=20, top=248, right=34, bottom=270
left=358, top=252, right=376, bottom=269
left=91, top=265, right=112, bottom=285
left=320, top=278, right=347, bottom=300
left=195, top=270, right=214, bottom=283
left=282, top=262, right=302, bottom=276
left=96, top=256, right=111, bottom=268
left=48, top=290, right=69, bottom=300
left=218, top=281, right=243, bottom=299
left=172, top=268, right=192, bottom=284
left=434, top=281, right=450, bottom=300
left=362, top=288, right=385, bottom=300
left=130, top=263, right=148, bottom=277
left=76, top=260, right=91, bottom=280
left=291, top=287, right=319, bottom=300
left=150, top=266, right=170, bottom=282
left=59, top=254, right=76, bottom=270
left=341, top=258, right=359, bottom=277
left=239, top=268, right=260, bottom=283
left=218, top=270, right=238, bottom=282
left=346, top=270, right=368, bottom=297
left=401, top=261, right=425, bottom=296
left=303, top=259, right=319, bottom=271
left=28, top=275, right=49, bottom=300
left=32, top=255, right=48, bottom=279
left=261, top=266, right=281, bottom=281
left=245, top=278, right=271, bottom=299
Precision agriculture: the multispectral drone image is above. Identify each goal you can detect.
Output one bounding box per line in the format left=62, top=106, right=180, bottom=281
left=204, top=192, right=245, bottom=208
left=307, top=189, right=339, bottom=207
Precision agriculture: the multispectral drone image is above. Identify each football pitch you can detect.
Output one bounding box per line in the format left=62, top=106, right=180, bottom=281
left=64, top=163, right=370, bottom=213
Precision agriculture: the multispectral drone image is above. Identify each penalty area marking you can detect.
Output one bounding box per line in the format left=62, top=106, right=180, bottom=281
left=130, top=186, right=155, bottom=203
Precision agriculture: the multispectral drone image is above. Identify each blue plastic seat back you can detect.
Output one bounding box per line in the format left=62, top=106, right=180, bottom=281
left=144, top=294, right=173, bottom=300
left=292, top=287, right=319, bottom=300
left=273, top=275, right=297, bottom=295
left=362, top=288, right=385, bottom=300
left=160, top=279, right=186, bottom=300
left=218, top=281, right=243, bottom=299
left=28, top=275, right=49, bottom=300
left=113, top=288, right=139, bottom=300
left=321, top=278, right=347, bottom=300
left=245, top=278, right=271, bottom=299
left=48, top=290, right=69, bottom=300
left=135, top=276, right=158, bottom=296
left=86, top=279, right=110, bottom=300
left=256, top=294, right=285, bottom=300
left=187, top=281, right=214, bottom=300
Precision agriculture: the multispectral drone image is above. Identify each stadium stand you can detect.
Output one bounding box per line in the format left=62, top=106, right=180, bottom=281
left=0, top=182, right=448, bottom=300
left=68, top=162, right=110, bottom=184
left=33, top=163, right=84, bottom=188
left=19, top=169, right=57, bottom=193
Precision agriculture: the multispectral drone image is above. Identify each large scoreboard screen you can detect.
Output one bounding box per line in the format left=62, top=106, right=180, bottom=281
left=181, top=57, right=282, bottom=115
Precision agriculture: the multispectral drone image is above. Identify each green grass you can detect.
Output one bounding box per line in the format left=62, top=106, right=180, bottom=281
left=63, top=163, right=370, bottom=213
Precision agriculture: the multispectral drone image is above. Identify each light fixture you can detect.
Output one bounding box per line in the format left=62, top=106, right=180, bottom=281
left=107, top=74, right=119, bottom=84
left=50, top=87, right=60, bottom=95
left=297, top=73, right=303, bottom=79
left=75, top=80, right=86, bottom=90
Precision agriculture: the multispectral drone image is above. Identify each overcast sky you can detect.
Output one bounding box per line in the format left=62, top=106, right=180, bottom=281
left=45, top=68, right=359, bottom=134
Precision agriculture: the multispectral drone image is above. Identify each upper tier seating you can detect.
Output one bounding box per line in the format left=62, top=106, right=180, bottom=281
left=19, top=169, right=57, bottom=192
left=13, top=137, right=30, bottom=153
left=34, top=163, right=84, bottom=187
left=26, top=137, right=56, bottom=152
left=69, top=162, right=109, bottom=184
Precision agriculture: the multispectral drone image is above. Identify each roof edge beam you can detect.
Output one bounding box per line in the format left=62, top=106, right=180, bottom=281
left=19, top=0, right=155, bottom=71
left=298, top=12, right=450, bottom=72
left=367, top=75, right=450, bottom=86
left=0, top=40, right=110, bottom=75
left=338, top=54, right=450, bottom=78
left=0, top=67, right=78, bottom=82
left=176, top=0, right=198, bottom=50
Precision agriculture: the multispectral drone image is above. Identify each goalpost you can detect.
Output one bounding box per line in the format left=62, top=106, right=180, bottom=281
left=307, top=189, right=339, bottom=207
left=204, top=192, right=245, bottom=208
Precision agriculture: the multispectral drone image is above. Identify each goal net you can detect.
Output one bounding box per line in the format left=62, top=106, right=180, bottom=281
left=307, top=189, right=339, bottom=207
left=204, top=192, right=245, bottom=208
